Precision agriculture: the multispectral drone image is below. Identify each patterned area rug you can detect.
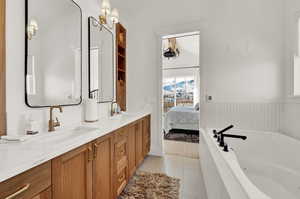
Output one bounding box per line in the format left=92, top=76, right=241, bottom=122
left=164, top=129, right=199, bottom=143
left=119, top=171, right=180, bottom=199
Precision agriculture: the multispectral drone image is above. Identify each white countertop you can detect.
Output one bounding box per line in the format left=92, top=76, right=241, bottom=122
left=0, top=110, right=151, bottom=183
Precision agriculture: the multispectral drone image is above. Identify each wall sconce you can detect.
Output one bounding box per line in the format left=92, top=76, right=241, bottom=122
left=110, top=8, right=119, bottom=24
left=27, top=19, right=39, bottom=40
left=99, top=0, right=119, bottom=28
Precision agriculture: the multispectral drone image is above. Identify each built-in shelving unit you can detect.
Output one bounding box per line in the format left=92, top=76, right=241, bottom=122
left=116, top=23, right=126, bottom=111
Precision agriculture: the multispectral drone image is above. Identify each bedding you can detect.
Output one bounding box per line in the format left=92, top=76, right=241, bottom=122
left=164, top=106, right=200, bottom=133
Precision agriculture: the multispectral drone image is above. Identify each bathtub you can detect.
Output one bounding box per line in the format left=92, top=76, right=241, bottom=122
left=199, top=128, right=300, bottom=199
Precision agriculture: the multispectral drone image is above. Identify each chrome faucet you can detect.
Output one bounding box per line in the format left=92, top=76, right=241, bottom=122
left=48, top=106, right=63, bottom=132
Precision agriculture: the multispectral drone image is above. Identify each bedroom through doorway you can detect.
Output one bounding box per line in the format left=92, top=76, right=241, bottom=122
left=161, top=31, right=200, bottom=158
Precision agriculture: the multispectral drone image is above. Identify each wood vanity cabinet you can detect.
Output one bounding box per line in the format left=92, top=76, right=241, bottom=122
left=52, top=143, right=93, bottom=199
left=0, top=115, right=151, bottom=199
left=142, top=115, right=151, bottom=158
left=135, top=120, right=144, bottom=166
left=0, top=162, right=51, bottom=199
left=92, top=134, right=114, bottom=199
left=127, top=123, right=137, bottom=178
left=51, top=116, right=150, bottom=199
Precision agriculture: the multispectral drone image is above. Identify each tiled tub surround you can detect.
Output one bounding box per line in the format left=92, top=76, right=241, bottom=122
left=0, top=110, right=151, bottom=183
left=200, top=128, right=300, bottom=199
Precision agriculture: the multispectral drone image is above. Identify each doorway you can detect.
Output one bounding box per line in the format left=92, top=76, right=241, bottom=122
left=160, top=31, right=200, bottom=157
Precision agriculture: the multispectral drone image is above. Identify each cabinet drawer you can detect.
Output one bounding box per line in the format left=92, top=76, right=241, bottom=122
left=0, top=162, right=51, bottom=199
left=114, top=128, right=127, bottom=142
left=116, top=156, right=128, bottom=174
left=116, top=167, right=127, bottom=196
left=32, top=187, right=52, bottom=199
left=115, top=139, right=127, bottom=161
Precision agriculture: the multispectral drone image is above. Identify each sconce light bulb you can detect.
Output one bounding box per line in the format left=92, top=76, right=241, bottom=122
left=111, top=8, right=119, bottom=24
left=27, top=19, right=39, bottom=40
left=101, top=0, right=111, bottom=15
left=30, top=19, right=39, bottom=31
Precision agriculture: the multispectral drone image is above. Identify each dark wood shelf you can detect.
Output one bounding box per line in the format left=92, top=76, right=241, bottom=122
left=118, top=44, right=125, bottom=49
left=118, top=53, right=125, bottom=59
left=118, top=68, right=126, bottom=73
left=116, top=23, right=127, bottom=111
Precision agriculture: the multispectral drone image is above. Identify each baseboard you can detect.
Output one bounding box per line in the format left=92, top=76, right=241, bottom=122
left=149, top=144, right=163, bottom=156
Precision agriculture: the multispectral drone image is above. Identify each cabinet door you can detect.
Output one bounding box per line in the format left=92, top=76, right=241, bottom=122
left=93, top=135, right=113, bottom=199
left=128, top=124, right=136, bottom=177
left=135, top=121, right=143, bottom=166
left=142, top=116, right=151, bottom=157
left=31, top=187, right=52, bottom=199
left=52, top=144, right=93, bottom=199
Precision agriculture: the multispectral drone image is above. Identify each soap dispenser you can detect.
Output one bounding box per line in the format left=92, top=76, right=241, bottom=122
left=25, top=115, right=39, bottom=135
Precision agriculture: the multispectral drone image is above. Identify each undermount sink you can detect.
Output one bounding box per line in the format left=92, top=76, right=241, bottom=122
left=31, top=126, right=97, bottom=145
left=109, top=114, right=123, bottom=120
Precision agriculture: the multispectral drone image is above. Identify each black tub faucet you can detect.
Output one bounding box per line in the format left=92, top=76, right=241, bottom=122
left=220, top=133, right=247, bottom=152
left=213, top=125, right=234, bottom=138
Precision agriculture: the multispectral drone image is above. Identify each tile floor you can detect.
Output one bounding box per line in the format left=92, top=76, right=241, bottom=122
left=138, top=155, right=207, bottom=199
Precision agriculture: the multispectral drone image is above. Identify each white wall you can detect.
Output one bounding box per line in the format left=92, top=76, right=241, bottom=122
left=281, top=0, right=300, bottom=140
left=114, top=0, right=285, bottom=102
left=113, top=0, right=285, bottom=154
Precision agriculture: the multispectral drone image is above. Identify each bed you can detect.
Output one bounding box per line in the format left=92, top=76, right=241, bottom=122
left=164, top=105, right=200, bottom=133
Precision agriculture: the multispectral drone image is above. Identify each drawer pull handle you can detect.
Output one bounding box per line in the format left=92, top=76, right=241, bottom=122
left=93, top=143, right=100, bottom=158
left=118, top=173, right=125, bottom=182
left=88, top=146, right=93, bottom=162
left=119, top=149, right=125, bottom=155
left=5, top=184, right=30, bottom=199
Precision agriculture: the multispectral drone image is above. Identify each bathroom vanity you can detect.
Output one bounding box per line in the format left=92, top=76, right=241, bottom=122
left=0, top=113, right=151, bottom=199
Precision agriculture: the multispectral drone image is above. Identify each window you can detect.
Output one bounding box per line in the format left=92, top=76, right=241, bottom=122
left=162, top=68, right=199, bottom=113
left=163, top=78, right=176, bottom=113
left=175, top=77, right=195, bottom=107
